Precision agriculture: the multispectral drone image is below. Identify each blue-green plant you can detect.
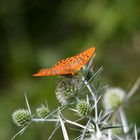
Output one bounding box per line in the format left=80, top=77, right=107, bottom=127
left=11, top=57, right=140, bottom=140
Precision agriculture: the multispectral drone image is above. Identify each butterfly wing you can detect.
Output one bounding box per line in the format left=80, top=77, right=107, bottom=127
left=32, top=68, right=54, bottom=76
left=51, top=47, right=95, bottom=75
left=68, top=47, right=95, bottom=71
left=33, top=47, right=95, bottom=76
left=56, top=47, right=95, bottom=75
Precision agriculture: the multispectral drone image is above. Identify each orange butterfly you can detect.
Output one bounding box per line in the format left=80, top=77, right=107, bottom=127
left=33, top=47, right=95, bottom=76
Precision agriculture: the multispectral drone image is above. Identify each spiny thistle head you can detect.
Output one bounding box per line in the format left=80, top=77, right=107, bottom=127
left=55, top=78, right=82, bottom=105
left=36, top=105, right=50, bottom=118
left=76, top=100, right=90, bottom=117
left=12, top=109, right=31, bottom=127
left=103, top=87, right=125, bottom=111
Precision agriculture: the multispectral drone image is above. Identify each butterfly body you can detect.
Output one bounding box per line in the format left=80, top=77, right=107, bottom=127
left=33, top=47, right=95, bottom=76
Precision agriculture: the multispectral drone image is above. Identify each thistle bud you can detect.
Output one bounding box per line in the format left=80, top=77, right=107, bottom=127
left=103, top=88, right=125, bottom=111
left=76, top=100, right=90, bottom=117
left=55, top=78, right=82, bottom=105
left=12, top=109, right=31, bottom=127
left=36, top=105, right=50, bottom=118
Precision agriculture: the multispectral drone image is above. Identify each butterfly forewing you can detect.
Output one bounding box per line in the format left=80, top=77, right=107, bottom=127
left=33, top=47, right=95, bottom=76
left=64, top=47, right=95, bottom=71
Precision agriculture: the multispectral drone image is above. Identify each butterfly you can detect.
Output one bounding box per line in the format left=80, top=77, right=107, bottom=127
left=33, top=47, right=95, bottom=76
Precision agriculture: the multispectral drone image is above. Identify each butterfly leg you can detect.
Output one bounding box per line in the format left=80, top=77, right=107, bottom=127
left=71, top=71, right=77, bottom=76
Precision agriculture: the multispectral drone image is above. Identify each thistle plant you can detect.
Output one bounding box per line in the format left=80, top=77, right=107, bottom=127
left=36, top=105, right=50, bottom=118
left=12, top=109, right=31, bottom=127
left=11, top=48, right=140, bottom=140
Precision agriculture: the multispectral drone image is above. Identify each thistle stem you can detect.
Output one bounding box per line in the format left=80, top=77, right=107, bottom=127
left=32, top=118, right=59, bottom=122
left=119, top=107, right=129, bottom=138
left=84, top=79, right=98, bottom=122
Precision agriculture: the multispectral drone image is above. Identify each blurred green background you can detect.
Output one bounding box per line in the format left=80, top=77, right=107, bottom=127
left=0, top=0, right=140, bottom=139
